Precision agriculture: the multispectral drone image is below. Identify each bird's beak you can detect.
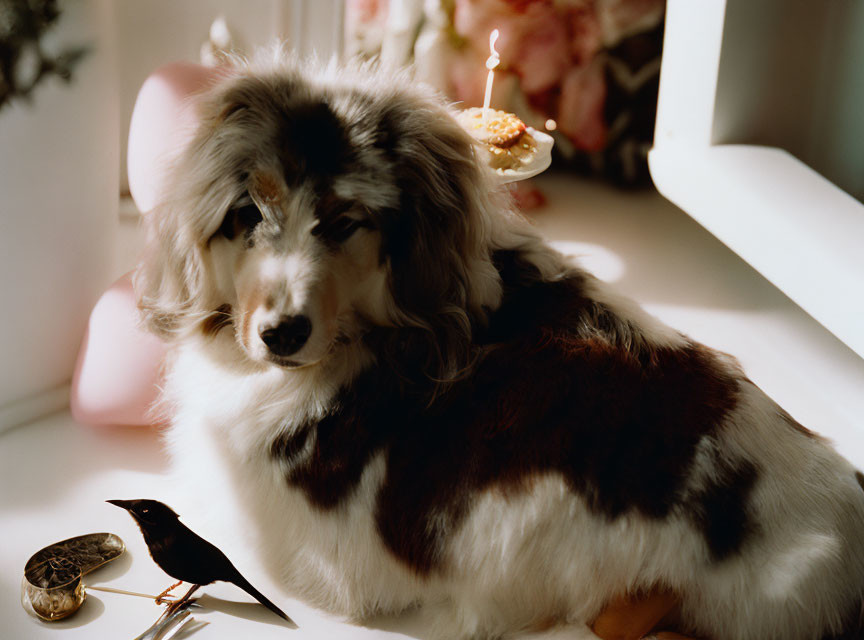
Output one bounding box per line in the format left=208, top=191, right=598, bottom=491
left=106, top=499, right=133, bottom=511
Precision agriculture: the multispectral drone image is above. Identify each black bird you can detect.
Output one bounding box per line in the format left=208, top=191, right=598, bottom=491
left=107, top=498, right=293, bottom=622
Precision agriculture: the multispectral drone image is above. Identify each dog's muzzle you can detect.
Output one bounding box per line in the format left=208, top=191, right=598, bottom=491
left=259, top=315, right=312, bottom=358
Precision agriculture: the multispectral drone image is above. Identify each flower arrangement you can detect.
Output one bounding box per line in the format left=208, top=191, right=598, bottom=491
left=346, top=0, right=665, bottom=187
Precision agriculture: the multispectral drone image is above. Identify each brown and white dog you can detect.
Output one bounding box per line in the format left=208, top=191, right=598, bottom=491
left=135, top=54, right=864, bottom=640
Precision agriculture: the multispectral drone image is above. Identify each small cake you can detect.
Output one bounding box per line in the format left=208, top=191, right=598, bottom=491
left=456, top=107, right=553, bottom=182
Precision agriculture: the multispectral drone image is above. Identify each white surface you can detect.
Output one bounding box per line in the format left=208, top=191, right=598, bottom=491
left=2, top=175, right=864, bottom=638
left=650, top=0, right=864, bottom=360
left=0, top=0, right=119, bottom=429
left=650, top=144, right=864, bottom=359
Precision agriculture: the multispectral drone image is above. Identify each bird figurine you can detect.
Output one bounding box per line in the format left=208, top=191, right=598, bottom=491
left=107, top=499, right=293, bottom=622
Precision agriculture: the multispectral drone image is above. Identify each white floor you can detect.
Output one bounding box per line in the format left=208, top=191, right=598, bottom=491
left=2, top=174, right=863, bottom=639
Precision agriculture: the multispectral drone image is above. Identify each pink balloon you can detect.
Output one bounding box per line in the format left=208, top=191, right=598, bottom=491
left=70, top=273, right=167, bottom=427
left=128, top=62, right=225, bottom=213
left=72, top=62, right=223, bottom=426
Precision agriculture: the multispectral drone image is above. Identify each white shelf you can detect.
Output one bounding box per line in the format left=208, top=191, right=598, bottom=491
left=650, top=144, right=864, bottom=358
left=649, top=0, right=864, bottom=359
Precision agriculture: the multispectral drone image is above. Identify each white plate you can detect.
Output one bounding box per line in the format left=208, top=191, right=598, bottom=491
left=491, top=127, right=554, bottom=184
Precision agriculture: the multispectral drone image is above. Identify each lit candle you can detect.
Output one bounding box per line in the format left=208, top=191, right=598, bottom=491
left=482, top=29, right=500, bottom=121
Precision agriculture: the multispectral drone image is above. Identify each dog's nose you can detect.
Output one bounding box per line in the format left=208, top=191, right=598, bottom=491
left=259, top=315, right=312, bottom=357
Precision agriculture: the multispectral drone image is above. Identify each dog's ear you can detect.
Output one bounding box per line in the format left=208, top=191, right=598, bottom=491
left=374, top=100, right=501, bottom=387
left=134, top=76, right=253, bottom=339
left=133, top=208, right=208, bottom=339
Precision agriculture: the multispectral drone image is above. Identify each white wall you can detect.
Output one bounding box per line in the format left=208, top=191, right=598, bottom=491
left=650, top=0, right=864, bottom=360
left=0, top=1, right=346, bottom=430
left=0, top=0, right=119, bottom=426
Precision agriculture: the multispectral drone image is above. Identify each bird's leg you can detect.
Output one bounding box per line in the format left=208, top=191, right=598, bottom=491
left=166, top=584, right=201, bottom=615
left=154, top=580, right=184, bottom=605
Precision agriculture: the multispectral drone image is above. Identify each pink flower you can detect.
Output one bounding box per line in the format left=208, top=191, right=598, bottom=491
left=556, top=59, right=607, bottom=152
left=447, top=0, right=658, bottom=152
left=454, top=0, right=574, bottom=95
left=447, top=47, right=490, bottom=107
left=453, top=0, right=521, bottom=64
left=508, top=2, right=572, bottom=94
left=568, top=4, right=603, bottom=65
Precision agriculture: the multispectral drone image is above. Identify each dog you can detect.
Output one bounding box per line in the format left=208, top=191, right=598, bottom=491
left=135, top=54, right=864, bottom=640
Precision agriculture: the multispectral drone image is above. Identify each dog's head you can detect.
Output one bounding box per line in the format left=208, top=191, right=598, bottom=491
left=135, top=58, right=504, bottom=379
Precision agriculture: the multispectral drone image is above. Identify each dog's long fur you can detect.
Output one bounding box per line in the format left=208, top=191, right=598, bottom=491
left=136, top=54, right=864, bottom=640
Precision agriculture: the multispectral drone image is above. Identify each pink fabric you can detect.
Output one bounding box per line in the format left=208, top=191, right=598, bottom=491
left=70, top=273, right=167, bottom=427
left=71, top=62, right=220, bottom=427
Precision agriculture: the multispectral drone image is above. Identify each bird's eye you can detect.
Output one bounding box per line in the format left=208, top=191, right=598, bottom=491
left=141, top=508, right=149, bottom=514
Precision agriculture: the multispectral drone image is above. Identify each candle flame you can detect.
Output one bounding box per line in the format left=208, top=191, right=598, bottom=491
left=486, top=29, right=500, bottom=70
left=483, top=28, right=500, bottom=119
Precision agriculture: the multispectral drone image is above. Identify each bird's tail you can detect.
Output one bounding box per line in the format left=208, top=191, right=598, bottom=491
left=231, top=573, right=294, bottom=623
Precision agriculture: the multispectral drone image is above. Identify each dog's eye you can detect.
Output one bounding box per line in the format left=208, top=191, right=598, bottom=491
left=313, top=194, right=376, bottom=244
left=313, top=214, right=373, bottom=244
left=328, top=217, right=367, bottom=242
left=218, top=202, right=264, bottom=241
left=236, top=203, right=263, bottom=231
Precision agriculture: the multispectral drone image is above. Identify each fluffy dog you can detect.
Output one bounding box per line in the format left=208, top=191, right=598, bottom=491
left=135, top=55, right=864, bottom=640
